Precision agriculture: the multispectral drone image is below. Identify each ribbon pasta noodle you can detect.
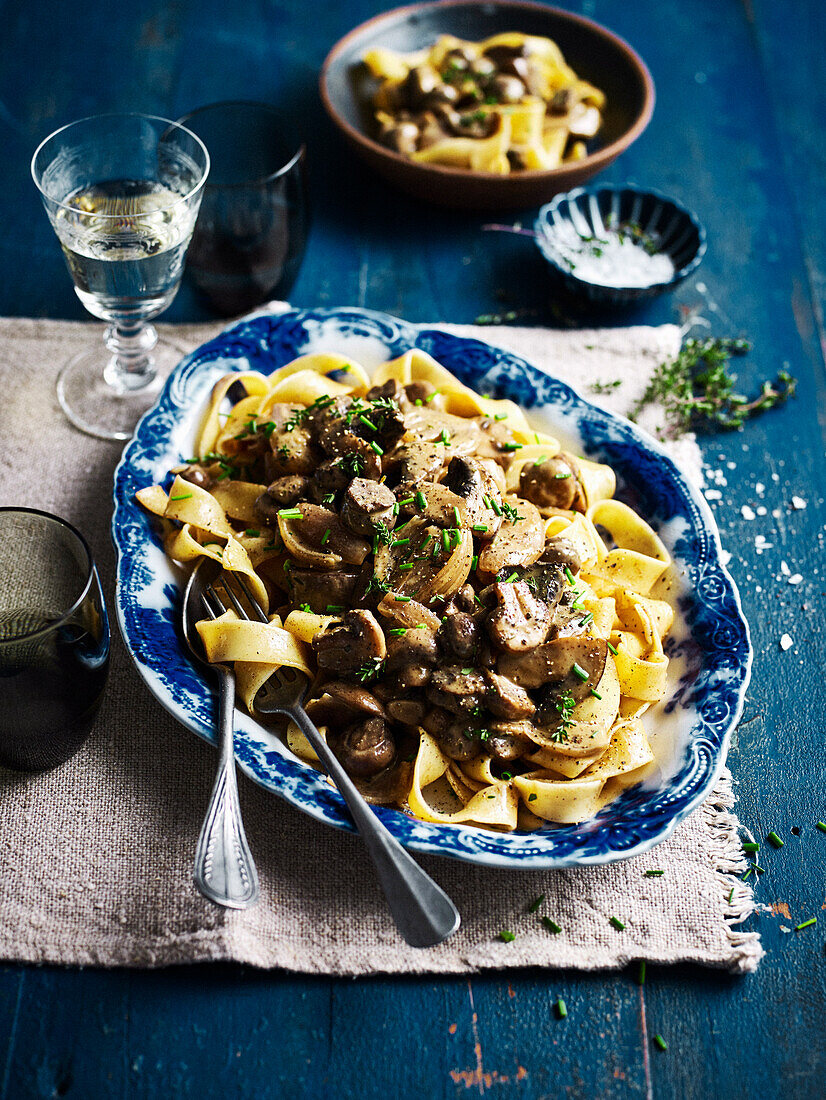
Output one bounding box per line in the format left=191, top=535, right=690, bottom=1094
left=137, top=350, right=674, bottom=832
left=363, top=33, right=605, bottom=174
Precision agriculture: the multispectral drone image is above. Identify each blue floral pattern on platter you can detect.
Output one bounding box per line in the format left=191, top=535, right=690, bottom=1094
left=112, top=307, right=752, bottom=869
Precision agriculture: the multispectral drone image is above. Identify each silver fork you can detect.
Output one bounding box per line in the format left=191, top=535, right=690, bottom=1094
left=208, top=570, right=461, bottom=949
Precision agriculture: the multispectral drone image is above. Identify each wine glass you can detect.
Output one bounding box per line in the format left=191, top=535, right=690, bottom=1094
left=31, top=113, right=210, bottom=441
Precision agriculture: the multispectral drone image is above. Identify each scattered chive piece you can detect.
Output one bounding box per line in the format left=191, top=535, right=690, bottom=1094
left=453, top=505, right=462, bottom=527
left=528, top=793, right=537, bottom=802
left=541, top=917, right=562, bottom=934
left=279, top=508, right=303, bottom=519
left=392, top=503, right=399, bottom=515
left=553, top=471, right=571, bottom=480
left=494, top=413, right=508, bottom=421
left=370, top=441, right=384, bottom=455
left=461, top=667, right=473, bottom=674
left=502, top=442, right=522, bottom=451
left=499, top=930, right=516, bottom=943
left=439, top=429, right=450, bottom=445
left=590, top=688, right=603, bottom=700
left=244, top=528, right=261, bottom=537
left=572, top=663, right=589, bottom=682
left=500, top=771, right=513, bottom=780
left=415, top=490, right=427, bottom=509
left=325, top=604, right=344, bottom=614
left=442, top=530, right=450, bottom=552
left=609, top=916, right=626, bottom=931
left=742, top=842, right=760, bottom=853
left=637, top=960, right=646, bottom=986
left=644, top=870, right=664, bottom=877
left=320, top=528, right=331, bottom=546
left=425, top=390, right=440, bottom=403
left=399, top=563, right=414, bottom=571
left=394, top=595, right=411, bottom=603
left=471, top=555, right=479, bottom=571
left=555, top=998, right=567, bottom=1020
left=753, top=865, right=766, bottom=875
left=766, top=831, right=784, bottom=848
left=389, top=628, right=407, bottom=636
left=728, top=887, right=735, bottom=904
left=414, top=398, right=423, bottom=406
left=505, top=571, right=520, bottom=583
left=528, top=894, right=545, bottom=913
left=534, top=433, right=541, bottom=444
left=472, top=523, right=489, bottom=533
left=653, top=1035, right=667, bottom=1052
left=490, top=499, right=502, bottom=516
left=398, top=496, right=415, bottom=506
left=391, top=537, right=410, bottom=547
left=358, top=414, right=377, bottom=430
left=564, top=566, right=576, bottom=586
left=817, top=822, right=826, bottom=833
left=742, top=868, right=753, bottom=881
left=169, top=493, right=193, bottom=501
left=795, top=917, right=816, bottom=931
left=606, top=640, right=619, bottom=655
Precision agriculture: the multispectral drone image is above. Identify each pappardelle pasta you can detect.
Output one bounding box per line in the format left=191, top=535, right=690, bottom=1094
left=137, top=350, right=674, bottom=833
left=362, top=32, right=604, bottom=173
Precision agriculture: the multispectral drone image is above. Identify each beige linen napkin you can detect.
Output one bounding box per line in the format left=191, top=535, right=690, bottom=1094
left=0, top=315, right=762, bottom=973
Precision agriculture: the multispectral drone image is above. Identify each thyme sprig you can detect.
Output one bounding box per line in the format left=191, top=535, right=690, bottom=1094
left=630, top=338, right=796, bottom=436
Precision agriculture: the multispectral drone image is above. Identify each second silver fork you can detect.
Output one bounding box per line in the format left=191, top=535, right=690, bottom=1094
left=208, top=569, right=461, bottom=949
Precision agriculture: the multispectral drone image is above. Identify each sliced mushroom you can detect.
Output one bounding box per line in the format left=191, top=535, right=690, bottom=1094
left=330, top=716, right=396, bottom=779
left=498, top=637, right=608, bottom=699
left=519, top=453, right=586, bottom=512
left=486, top=731, right=528, bottom=762
left=439, top=607, right=479, bottom=661
left=392, top=438, right=446, bottom=489
left=279, top=503, right=371, bottom=570
left=484, top=671, right=536, bottom=720
left=373, top=518, right=473, bottom=602
left=397, top=663, right=432, bottom=691
left=385, top=627, right=439, bottom=671
left=401, top=405, right=485, bottom=456
left=425, top=714, right=482, bottom=762
left=177, top=465, right=213, bottom=490
left=313, top=609, right=386, bottom=674
left=386, top=699, right=428, bottom=726
left=402, top=481, right=468, bottom=528
left=264, top=475, right=310, bottom=507
left=443, top=455, right=503, bottom=537
left=341, top=478, right=397, bottom=537
left=487, top=73, right=526, bottom=103
left=382, top=121, right=420, bottom=154
left=306, top=683, right=386, bottom=725
left=265, top=426, right=316, bottom=477
left=540, top=537, right=583, bottom=575
left=477, top=498, right=545, bottom=575
left=486, top=581, right=552, bottom=652
left=376, top=592, right=442, bottom=633
left=426, top=665, right=488, bottom=716
left=288, top=568, right=358, bottom=613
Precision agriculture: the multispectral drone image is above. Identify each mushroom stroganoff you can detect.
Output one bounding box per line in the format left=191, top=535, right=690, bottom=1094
left=363, top=32, right=604, bottom=174
left=137, top=350, right=674, bottom=832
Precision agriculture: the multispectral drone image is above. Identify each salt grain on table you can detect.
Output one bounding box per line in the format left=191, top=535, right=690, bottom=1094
left=741, top=505, right=756, bottom=520
left=779, top=634, right=793, bottom=651
left=792, top=496, right=807, bottom=510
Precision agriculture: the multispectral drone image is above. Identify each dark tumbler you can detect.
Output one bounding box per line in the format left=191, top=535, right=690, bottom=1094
left=178, top=101, right=309, bottom=316
left=0, top=509, right=109, bottom=771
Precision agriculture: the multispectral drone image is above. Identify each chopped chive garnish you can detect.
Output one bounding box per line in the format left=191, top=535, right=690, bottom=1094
left=391, top=538, right=410, bottom=547
left=325, top=604, right=344, bottom=614
left=606, top=640, right=619, bottom=655
left=609, top=916, right=625, bottom=931
left=742, top=867, right=753, bottom=881
left=471, top=555, right=479, bottom=571
left=169, top=493, right=193, bottom=501
left=652, top=1035, right=667, bottom=1052
left=279, top=508, right=303, bottom=519
left=753, top=865, right=766, bottom=874
left=590, top=688, right=603, bottom=700
left=564, top=567, right=576, bottom=587
left=439, top=429, right=450, bottom=445
left=461, top=667, right=473, bottom=674
left=572, top=663, right=589, bottom=682
left=415, top=490, right=427, bottom=509
left=425, top=390, right=440, bottom=403
left=795, top=917, right=816, bottom=931
left=483, top=495, right=492, bottom=509
left=494, top=412, right=508, bottom=421
left=728, top=887, right=735, bottom=904
left=453, top=505, right=462, bottom=527
left=742, top=841, right=760, bottom=853
left=442, top=530, right=450, bottom=552
left=358, top=414, right=377, bottom=430
left=321, top=528, right=331, bottom=546
left=766, top=831, right=784, bottom=848
left=534, top=433, right=541, bottom=443
left=370, top=441, right=384, bottom=455
left=394, top=595, right=411, bottom=602
left=399, top=496, right=415, bottom=506
left=388, top=628, right=407, bottom=636
left=244, top=528, right=261, bottom=537
left=555, top=998, right=567, bottom=1020
left=505, top=571, right=519, bottom=583
left=527, top=792, right=537, bottom=801
left=414, top=398, right=423, bottom=406
left=637, top=960, right=646, bottom=986
left=500, top=771, right=513, bottom=780
left=421, top=535, right=434, bottom=551
left=499, top=930, right=516, bottom=943
left=490, top=499, right=502, bottom=516
left=392, top=503, right=399, bottom=515
left=472, top=524, right=489, bottom=532
left=527, top=894, right=545, bottom=913
left=399, top=563, right=413, bottom=571
left=553, top=471, right=571, bottom=480
left=817, top=822, right=826, bottom=833
left=644, top=870, right=664, bottom=877
left=502, top=442, right=522, bottom=451
left=541, top=916, right=562, bottom=934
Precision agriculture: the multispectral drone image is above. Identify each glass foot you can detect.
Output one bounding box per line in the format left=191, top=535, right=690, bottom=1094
left=56, top=337, right=185, bottom=442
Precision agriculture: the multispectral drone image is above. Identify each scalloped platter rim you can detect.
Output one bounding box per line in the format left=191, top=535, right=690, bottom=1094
left=112, top=306, right=751, bottom=869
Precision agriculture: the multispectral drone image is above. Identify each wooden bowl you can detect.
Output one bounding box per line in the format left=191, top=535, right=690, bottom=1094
left=320, top=0, right=655, bottom=211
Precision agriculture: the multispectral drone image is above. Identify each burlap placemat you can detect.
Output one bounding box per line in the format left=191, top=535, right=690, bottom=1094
left=0, top=314, right=762, bottom=974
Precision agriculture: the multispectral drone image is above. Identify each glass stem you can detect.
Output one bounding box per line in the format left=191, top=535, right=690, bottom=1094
left=103, top=321, right=158, bottom=393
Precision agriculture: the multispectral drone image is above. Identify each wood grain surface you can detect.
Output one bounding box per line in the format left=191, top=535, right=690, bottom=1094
left=0, top=0, right=824, bottom=1096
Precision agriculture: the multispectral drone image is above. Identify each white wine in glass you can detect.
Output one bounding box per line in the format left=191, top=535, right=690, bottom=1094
left=32, top=114, right=210, bottom=441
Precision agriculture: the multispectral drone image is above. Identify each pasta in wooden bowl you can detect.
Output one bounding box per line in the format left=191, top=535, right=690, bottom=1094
left=137, top=350, right=675, bottom=834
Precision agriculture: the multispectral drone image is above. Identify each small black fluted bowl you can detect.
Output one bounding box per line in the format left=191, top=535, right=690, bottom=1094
left=534, top=185, right=706, bottom=305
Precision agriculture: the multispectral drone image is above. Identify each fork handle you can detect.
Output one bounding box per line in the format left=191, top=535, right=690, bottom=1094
left=194, top=667, right=260, bottom=909
left=289, top=707, right=460, bottom=948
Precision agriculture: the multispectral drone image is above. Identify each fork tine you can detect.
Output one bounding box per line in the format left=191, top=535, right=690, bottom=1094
left=231, top=572, right=269, bottom=624
left=200, top=589, right=223, bottom=619
left=216, top=575, right=248, bottom=620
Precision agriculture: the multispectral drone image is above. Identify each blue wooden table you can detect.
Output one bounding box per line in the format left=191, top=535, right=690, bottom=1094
left=1, top=1, right=824, bottom=1096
